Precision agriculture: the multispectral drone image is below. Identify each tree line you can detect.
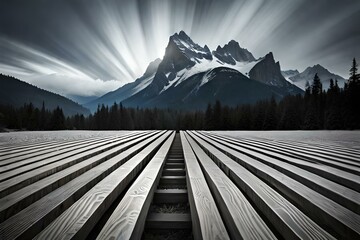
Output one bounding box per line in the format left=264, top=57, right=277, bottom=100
left=1, top=58, right=359, bottom=131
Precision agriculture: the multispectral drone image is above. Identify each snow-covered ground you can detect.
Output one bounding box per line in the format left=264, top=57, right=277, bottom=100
left=212, top=131, right=360, bottom=150
left=0, top=130, right=131, bottom=146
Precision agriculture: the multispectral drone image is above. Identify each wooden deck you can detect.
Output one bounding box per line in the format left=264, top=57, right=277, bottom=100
left=0, top=130, right=359, bottom=239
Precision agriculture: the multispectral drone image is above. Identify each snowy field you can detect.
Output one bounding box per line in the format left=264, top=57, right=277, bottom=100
left=212, top=131, right=360, bottom=150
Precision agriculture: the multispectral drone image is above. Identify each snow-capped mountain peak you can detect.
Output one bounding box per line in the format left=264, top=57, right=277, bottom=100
left=169, top=31, right=212, bottom=63
left=289, top=64, right=345, bottom=90
left=87, top=31, right=303, bottom=112
left=213, top=40, right=256, bottom=65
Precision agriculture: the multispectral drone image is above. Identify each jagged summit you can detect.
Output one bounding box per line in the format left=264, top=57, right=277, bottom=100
left=249, top=52, right=292, bottom=88
left=213, top=40, right=256, bottom=65
left=87, top=32, right=304, bottom=112
left=168, top=31, right=212, bottom=63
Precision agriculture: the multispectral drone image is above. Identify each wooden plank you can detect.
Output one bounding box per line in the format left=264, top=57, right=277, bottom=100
left=0, top=134, right=123, bottom=162
left=202, top=133, right=360, bottom=214
left=180, top=131, right=229, bottom=240
left=189, top=131, right=335, bottom=240
left=0, top=131, right=152, bottom=197
left=205, top=132, right=360, bottom=172
left=236, top=136, right=360, bottom=165
left=34, top=131, right=173, bottom=240
left=0, top=131, right=167, bottom=240
left=0, top=131, right=159, bottom=222
left=0, top=140, right=61, bottom=154
left=0, top=131, right=142, bottom=170
left=194, top=131, right=360, bottom=239
left=202, top=132, right=360, bottom=192
left=258, top=136, right=360, bottom=157
left=184, top=132, right=276, bottom=240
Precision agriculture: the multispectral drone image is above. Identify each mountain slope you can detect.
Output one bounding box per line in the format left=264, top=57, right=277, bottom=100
left=124, top=67, right=298, bottom=109
left=0, top=74, right=90, bottom=116
left=282, top=69, right=300, bottom=81
left=84, top=58, right=161, bottom=112
left=289, top=64, right=345, bottom=90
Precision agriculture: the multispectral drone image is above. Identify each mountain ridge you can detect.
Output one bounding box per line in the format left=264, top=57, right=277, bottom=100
left=0, top=74, right=90, bottom=116
left=288, top=64, right=345, bottom=90
left=85, top=31, right=305, bottom=112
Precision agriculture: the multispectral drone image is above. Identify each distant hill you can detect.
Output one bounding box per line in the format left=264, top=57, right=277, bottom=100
left=286, top=64, right=345, bottom=90
left=0, top=74, right=90, bottom=116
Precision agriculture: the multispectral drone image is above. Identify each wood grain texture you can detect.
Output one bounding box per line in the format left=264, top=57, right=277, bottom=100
left=0, top=134, right=121, bottom=163
left=95, top=132, right=174, bottom=240
left=202, top=132, right=360, bottom=214
left=185, top=132, right=276, bottom=240
left=0, top=131, right=145, bottom=181
left=207, top=131, right=360, bottom=163
left=0, top=131, right=151, bottom=199
left=190, top=131, right=335, bottom=240
left=0, top=132, right=157, bottom=223
left=0, top=131, right=165, bottom=240
left=0, top=136, right=121, bottom=171
left=35, top=131, right=173, bottom=240
left=204, top=135, right=360, bottom=180
left=180, top=131, right=229, bottom=240
left=199, top=132, right=360, bottom=239
left=232, top=136, right=360, bottom=166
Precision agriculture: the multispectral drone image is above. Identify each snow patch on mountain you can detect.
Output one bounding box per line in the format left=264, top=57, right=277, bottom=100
left=158, top=57, right=260, bottom=94
left=131, top=73, right=155, bottom=95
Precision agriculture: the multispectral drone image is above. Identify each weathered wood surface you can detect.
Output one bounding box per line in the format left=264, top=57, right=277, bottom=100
left=0, top=134, right=127, bottom=162
left=0, top=130, right=358, bottom=240
left=189, top=131, right=335, bottom=240
left=0, top=131, right=161, bottom=223
left=93, top=132, right=174, bottom=240
left=180, top=131, right=229, bottom=240
left=184, top=132, right=276, bottom=240
left=201, top=132, right=360, bottom=214
left=0, top=131, right=165, bottom=239
left=35, top=131, right=173, bottom=240
left=192, top=131, right=360, bottom=239
left=205, top=132, right=360, bottom=179
left=0, top=131, right=153, bottom=199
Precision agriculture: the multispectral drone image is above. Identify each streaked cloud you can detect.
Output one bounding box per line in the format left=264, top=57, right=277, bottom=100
left=0, top=0, right=359, bottom=97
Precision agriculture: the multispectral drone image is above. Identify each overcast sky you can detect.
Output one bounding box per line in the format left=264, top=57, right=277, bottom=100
left=1, top=0, right=359, bottom=98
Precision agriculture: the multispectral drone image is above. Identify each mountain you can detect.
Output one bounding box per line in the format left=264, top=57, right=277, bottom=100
left=125, top=67, right=297, bottom=110
left=289, top=64, right=345, bottom=90
left=212, top=40, right=256, bottom=65
left=88, top=31, right=303, bottom=112
left=0, top=74, right=90, bottom=116
left=249, top=52, right=300, bottom=93
left=282, top=69, right=300, bottom=81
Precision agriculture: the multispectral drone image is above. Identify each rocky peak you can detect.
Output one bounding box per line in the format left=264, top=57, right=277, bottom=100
left=249, top=52, right=290, bottom=87
left=213, top=40, right=256, bottom=65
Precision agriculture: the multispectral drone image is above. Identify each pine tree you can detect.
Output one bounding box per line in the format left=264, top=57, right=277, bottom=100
left=205, top=103, right=214, bottom=130
left=349, top=58, right=358, bottom=84
left=311, top=73, right=322, bottom=95
left=305, top=81, right=311, bottom=96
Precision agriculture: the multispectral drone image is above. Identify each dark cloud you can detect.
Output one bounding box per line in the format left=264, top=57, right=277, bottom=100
left=0, top=0, right=359, bottom=97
